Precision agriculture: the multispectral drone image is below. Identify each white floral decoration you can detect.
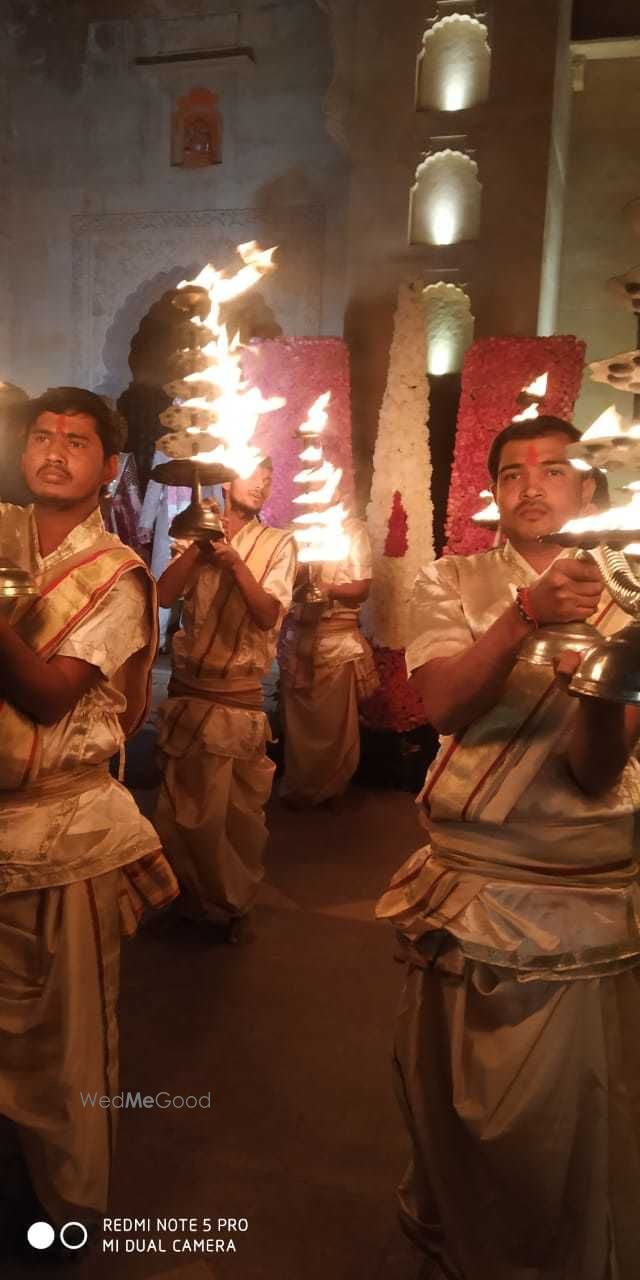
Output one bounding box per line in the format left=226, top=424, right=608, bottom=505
left=365, top=283, right=434, bottom=650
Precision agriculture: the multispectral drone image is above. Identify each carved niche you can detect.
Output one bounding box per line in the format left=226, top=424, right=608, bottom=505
left=171, top=87, right=222, bottom=168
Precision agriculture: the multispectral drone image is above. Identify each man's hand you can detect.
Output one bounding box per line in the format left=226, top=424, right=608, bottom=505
left=207, top=541, right=243, bottom=574
left=528, top=558, right=604, bottom=624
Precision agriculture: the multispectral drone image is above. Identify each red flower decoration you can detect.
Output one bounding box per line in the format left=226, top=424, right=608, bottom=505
left=384, top=491, right=409, bottom=557
left=241, top=338, right=355, bottom=528
left=444, top=336, right=585, bottom=556
left=360, top=644, right=426, bottom=732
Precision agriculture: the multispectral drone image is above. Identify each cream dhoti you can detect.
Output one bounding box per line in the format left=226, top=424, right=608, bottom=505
left=155, top=680, right=275, bottom=922
left=280, top=518, right=378, bottom=806
left=280, top=616, right=376, bottom=805
left=379, top=542, right=640, bottom=1280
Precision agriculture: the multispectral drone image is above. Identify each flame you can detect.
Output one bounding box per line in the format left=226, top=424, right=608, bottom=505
left=170, top=243, right=280, bottom=477
left=294, top=502, right=351, bottom=563
left=471, top=494, right=500, bottom=525
left=512, top=403, right=540, bottom=423
left=524, top=372, right=548, bottom=398
left=511, top=371, right=548, bottom=423
left=558, top=491, right=640, bottom=535
left=291, top=393, right=351, bottom=563
left=297, top=391, right=331, bottom=436
left=292, top=467, right=342, bottom=507
left=580, top=405, right=625, bottom=443
left=300, top=445, right=323, bottom=463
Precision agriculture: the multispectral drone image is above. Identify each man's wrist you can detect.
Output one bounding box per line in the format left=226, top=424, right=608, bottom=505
left=514, top=586, right=538, bottom=630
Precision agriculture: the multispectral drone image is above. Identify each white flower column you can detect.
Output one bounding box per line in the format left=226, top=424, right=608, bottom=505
left=365, top=283, right=434, bottom=650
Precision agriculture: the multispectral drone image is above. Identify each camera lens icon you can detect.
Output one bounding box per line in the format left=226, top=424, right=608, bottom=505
left=27, top=1220, right=89, bottom=1251
left=27, top=1222, right=55, bottom=1251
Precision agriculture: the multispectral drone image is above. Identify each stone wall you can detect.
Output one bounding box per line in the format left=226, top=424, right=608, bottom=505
left=339, top=0, right=572, bottom=502
left=2, top=0, right=348, bottom=400
left=557, top=55, right=640, bottom=429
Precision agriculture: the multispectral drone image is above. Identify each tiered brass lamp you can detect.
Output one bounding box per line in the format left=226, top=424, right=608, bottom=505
left=150, top=243, right=280, bottom=542
left=519, top=410, right=640, bottom=703
left=150, top=280, right=228, bottom=541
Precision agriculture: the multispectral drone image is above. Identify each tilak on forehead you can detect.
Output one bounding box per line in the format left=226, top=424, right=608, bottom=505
left=41, top=412, right=92, bottom=434
left=524, top=443, right=540, bottom=465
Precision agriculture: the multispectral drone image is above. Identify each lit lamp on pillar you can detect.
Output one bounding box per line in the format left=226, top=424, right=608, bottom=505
left=519, top=408, right=640, bottom=700
left=291, top=392, right=351, bottom=609
left=151, top=242, right=284, bottom=538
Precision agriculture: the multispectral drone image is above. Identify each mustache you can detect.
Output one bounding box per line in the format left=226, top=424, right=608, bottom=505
left=37, top=464, right=71, bottom=479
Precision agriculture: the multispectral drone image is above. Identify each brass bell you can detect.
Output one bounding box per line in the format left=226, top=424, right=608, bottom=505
left=150, top=458, right=232, bottom=542
left=170, top=491, right=226, bottom=542
left=294, top=562, right=329, bottom=616
left=518, top=620, right=601, bottom=666
left=0, top=558, right=38, bottom=599
left=568, top=620, right=640, bottom=703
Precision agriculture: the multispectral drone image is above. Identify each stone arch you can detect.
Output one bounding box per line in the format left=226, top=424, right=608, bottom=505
left=423, top=282, right=474, bottom=375
left=416, top=15, right=491, bottom=112
left=409, top=150, right=481, bottom=246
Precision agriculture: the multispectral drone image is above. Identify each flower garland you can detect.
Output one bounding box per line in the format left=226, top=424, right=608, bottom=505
left=359, top=282, right=434, bottom=731
left=444, top=336, right=585, bottom=556
left=365, top=282, right=435, bottom=651
left=360, top=645, right=427, bottom=734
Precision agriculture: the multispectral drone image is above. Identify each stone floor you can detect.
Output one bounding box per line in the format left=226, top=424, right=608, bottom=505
left=7, top=733, right=433, bottom=1279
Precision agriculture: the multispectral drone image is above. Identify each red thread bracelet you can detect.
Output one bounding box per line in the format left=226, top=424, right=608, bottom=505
left=514, top=585, right=538, bottom=629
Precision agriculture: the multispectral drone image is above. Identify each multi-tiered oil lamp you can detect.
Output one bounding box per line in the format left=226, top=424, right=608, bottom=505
left=290, top=392, right=351, bottom=607
left=151, top=242, right=283, bottom=539
left=518, top=409, right=640, bottom=701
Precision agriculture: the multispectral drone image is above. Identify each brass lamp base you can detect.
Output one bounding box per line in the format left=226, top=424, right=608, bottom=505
left=297, top=581, right=328, bottom=607
left=568, top=620, right=640, bottom=704
left=0, top=559, right=38, bottom=599
left=170, top=499, right=225, bottom=541
left=151, top=458, right=233, bottom=542
left=294, top=563, right=330, bottom=619
left=150, top=459, right=236, bottom=487
left=518, top=620, right=602, bottom=666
